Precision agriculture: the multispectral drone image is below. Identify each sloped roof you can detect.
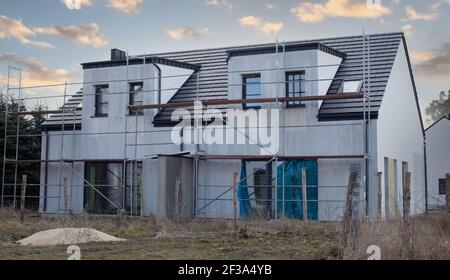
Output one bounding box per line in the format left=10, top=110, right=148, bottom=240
left=152, top=32, right=405, bottom=125
left=42, top=91, right=82, bottom=130
left=44, top=32, right=419, bottom=129
left=425, top=114, right=450, bottom=132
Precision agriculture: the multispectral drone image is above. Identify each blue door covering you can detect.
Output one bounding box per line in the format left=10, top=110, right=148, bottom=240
left=237, top=160, right=252, bottom=217
left=276, top=160, right=318, bottom=220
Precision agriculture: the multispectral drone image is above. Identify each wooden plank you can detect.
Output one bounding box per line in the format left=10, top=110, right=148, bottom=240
left=199, top=155, right=365, bottom=161
left=302, top=167, right=307, bottom=222
left=233, top=172, right=238, bottom=230
left=63, top=177, right=69, bottom=214
left=403, top=172, right=411, bottom=225
left=4, top=159, right=124, bottom=164
left=174, top=176, right=181, bottom=222
left=128, top=93, right=363, bottom=110
left=9, top=108, right=82, bottom=116
left=342, top=172, right=357, bottom=248
left=377, top=172, right=382, bottom=223
left=20, top=175, right=27, bottom=223
left=4, top=155, right=364, bottom=164
left=386, top=158, right=397, bottom=219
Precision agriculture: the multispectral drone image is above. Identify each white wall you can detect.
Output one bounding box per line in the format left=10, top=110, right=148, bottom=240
left=377, top=40, right=426, bottom=217
left=426, top=117, right=450, bottom=208
left=39, top=131, right=84, bottom=213
left=196, top=160, right=240, bottom=218
left=157, top=64, right=193, bottom=104
left=317, top=52, right=342, bottom=107
left=220, top=50, right=361, bottom=157
left=82, top=64, right=157, bottom=160
left=318, top=158, right=366, bottom=221
left=142, top=156, right=193, bottom=218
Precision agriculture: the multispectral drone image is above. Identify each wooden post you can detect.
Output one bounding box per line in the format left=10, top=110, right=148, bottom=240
left=63, top=177, right=69, bottom=214
left=118, top=177, right=123, bottom=212
left=402, top=172, right=413, bottom=258
left=403, top=172, right=411, bottom=225
left=377, top=172, right=382, bottom=223
left=446, top=174, right=450, bottom=213
left=301, top=167, right=307, bottom=222
left=174, top=176, right=181, bottom=222
left=342, top=172, right=357, bottom=248
left=20, top=175, right=27, bottom=223
left=233, top=172, right=238, bottom=229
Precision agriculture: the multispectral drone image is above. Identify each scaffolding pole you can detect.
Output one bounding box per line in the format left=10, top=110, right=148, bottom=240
left=1, top=65, right=11, bottom=208
left=194, top=70, right=200, bottom=216
left=12, top=68, right=22, bottom=209
left=367, top=33, right=372, bottom=218
left=124, top=52, right=130, bottom=215
left=58, top=82, right=67, bottom=211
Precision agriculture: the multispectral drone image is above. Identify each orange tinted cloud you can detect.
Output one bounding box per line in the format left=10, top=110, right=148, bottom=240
left=166, top=27, right=209, bottom=40
left=35, top=23, right=108, bottom=48
left=0, top=53, right=79, bottom=87
left=291, top=0, right=391, bottom=23
left=239, top=16, right=283, bottom=34
left=107, top=0, right=143, bottom=14
left=412, top=44, right=450, bottom=79
left=0, top=16, right=53, bottom=48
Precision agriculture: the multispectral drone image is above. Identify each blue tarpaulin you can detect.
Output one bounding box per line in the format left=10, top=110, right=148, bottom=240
left=237, top=160, right=252, bottom=217
left=276, top=160, right=318, bottom=220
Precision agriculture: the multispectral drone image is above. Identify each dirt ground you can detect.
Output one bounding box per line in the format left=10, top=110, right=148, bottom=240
left=0, top=209, right=448, bottom=260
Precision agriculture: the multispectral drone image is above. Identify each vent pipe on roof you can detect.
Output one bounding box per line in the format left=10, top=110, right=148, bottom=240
left=111, top=49, right=126, bottom=61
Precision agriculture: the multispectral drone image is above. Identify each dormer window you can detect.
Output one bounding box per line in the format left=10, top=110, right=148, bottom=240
left=339, top=80, right=362, bottom=94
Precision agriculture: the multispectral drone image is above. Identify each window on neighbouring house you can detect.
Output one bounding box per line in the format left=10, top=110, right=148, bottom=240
left=242, top=74, right=261, bottom=109
left=94, top=85, right=108, bottom=116
left=129, top=82, right=144, bottom=115
left=285, top=71, right=305, bottom=106
left=439, top=178, right=446, bottom=195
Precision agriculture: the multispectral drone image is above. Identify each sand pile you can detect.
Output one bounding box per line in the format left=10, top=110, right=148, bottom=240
left=16, top=228, right=126, bottom=246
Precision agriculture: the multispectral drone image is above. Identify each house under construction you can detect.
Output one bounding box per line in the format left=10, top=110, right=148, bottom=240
left=0, top=32, right=427, bottom=221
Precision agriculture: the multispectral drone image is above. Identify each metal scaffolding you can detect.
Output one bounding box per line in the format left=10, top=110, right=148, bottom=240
left=0, top=34, right=372, bottom=221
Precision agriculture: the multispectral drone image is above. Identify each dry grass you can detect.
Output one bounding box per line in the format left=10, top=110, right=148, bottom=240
left=0, top=210, right=339, bottom=260
left=0, top=209, right=448, bottom=260
left=343, top=211, right=450, bottom=260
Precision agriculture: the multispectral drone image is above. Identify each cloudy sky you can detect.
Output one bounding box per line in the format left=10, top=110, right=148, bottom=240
left=1, top=0, right=449, bottom=126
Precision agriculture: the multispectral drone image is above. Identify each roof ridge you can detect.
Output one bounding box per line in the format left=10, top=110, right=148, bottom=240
left=425, top=115, right=450, bottom=131
left=148, top=32, right=404, bottom=57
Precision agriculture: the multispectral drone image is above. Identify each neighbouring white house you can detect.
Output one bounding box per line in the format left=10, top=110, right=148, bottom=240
left=425, top=115, right=450, bottom=209
left=39, top=32, right=427, bottom=221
